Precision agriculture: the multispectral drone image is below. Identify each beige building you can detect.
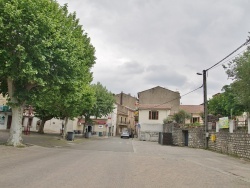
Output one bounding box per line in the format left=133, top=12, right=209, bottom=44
left=115, top=93, right=137, bottom=136
left=180, top=105, right=204, bottom=124
left=138, top=86, right=180, bottom=113
left=115, top=92, right=137, bottom=110
left=138, top=86, right=180, bottom=141
left=116, top=103, right=135, bottom=135
left=0, top=94, right=7, bottom=105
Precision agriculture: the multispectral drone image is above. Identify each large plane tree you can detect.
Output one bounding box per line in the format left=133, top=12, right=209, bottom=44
left=0, top=0, right=95, bottom=146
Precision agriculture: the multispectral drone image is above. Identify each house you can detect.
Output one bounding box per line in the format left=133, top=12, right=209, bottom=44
left=106, top=103, right=118, bottom=136
left=138, top=86, right=180, bottom=141
left=116, top=103, right=135, bottom=136
left=115, top=92, right=137, bottom=110
left=115, top=92, right=137, bottom=136
left=179, top=105, right=204, bottom=124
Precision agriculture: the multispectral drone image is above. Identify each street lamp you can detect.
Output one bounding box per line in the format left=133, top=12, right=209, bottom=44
left=197, top=70, right=208, bottom=149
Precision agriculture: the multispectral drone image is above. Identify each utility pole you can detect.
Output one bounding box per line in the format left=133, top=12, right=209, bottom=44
left=203, top=70, right=208, bottom=149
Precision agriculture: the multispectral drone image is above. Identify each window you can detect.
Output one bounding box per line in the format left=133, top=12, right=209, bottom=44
left=192, top=117, right=200, bottom=123
left=149, top=111, right=159, bottom=120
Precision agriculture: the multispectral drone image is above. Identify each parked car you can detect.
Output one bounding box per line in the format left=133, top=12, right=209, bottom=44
left=121, top=131, right=129, bottom=139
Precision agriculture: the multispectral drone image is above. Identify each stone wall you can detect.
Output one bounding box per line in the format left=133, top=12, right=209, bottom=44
left=163, top=123, right=204, bottom=148
left=188, top=128, right=204, bottom=148
left=159, top=123, right=250, bottom=160
left=209, top=129, right=250, bottom=159
left=172, top=129, right=184, bottom=146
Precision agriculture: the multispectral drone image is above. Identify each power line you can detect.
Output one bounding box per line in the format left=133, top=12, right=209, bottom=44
left=209, top=47, right=248, bottom=71
left=206, top=38, right=250, bottom=71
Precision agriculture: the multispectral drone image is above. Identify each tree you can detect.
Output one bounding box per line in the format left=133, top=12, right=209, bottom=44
left=82, top=82, right=115, bottom=132
left=208, top=85, right=245, bottom=117
left=224, top=45, right=250, bottom=112
left=0, top=0, right=95, bottom=146
left=172, top=110, right=191, bottom=124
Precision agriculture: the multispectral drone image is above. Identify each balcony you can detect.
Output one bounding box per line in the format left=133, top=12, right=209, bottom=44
left=118, top=121, right=130, bottom=126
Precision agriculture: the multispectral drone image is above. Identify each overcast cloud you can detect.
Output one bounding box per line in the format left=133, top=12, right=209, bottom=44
left=57, top=0, right=250, bottom=104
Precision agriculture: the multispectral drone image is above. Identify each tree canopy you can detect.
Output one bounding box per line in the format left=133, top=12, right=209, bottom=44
left=0, top=0, right=95, bottom=145
left=208, top=85, right=245, bottom=117
left=224, top=45, right=250, bottom=112
left=82, top=82, right=115, bottom=126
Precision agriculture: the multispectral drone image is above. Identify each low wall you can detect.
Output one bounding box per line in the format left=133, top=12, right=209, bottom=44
left=188, top=128, right=204, bottom=148
left=209, top=129, right=250, bottom=159
left=139, top=131, right=159, bottom=142
left=139, top=123, right=163, bottom=141
left=163, top=123, right=250, bottom=160
left=164, top=123, right=204, bottom=148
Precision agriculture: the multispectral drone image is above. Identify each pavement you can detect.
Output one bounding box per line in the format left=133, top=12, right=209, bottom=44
left=0, top=130, right=108, bottom=148
left=1, top=130, right=250, bottom=187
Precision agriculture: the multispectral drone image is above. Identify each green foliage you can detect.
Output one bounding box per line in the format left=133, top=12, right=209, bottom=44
left=172, top=110, right=191, bottom=124
left=82, top=82, right=115, bottom=123
left=208, top=85, right=245, bottom=117
left=0, top=0, right=96, bottom=139
left=190, top=122, right=201, bottom=127
left=0, top=0, right=95, bottom=105
left=92, top=82, right=115, bottom=118
left=224, top=46, right=250, bottom=112
left=163, top=116, right=173, bottom=124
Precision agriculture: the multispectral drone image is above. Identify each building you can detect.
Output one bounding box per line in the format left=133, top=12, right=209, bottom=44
left=115, top=92, right=137, bottom=136
left=180, top=105, right=204, bottom=124
left=138, top=86, right=180, bottom=141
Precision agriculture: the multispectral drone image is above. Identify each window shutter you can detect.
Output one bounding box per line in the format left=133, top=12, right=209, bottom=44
left=149, top=111, right=151, bottom=119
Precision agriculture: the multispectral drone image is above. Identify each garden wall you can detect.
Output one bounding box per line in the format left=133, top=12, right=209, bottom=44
left=209, top=129, right=250, bottom=159
left=163, top=123, right=250, bottom=160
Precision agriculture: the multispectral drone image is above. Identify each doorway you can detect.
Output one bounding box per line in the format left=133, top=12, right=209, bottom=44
left=7, top=116, right=12, bottom=129
left=183, top=130, right=188, bottom=146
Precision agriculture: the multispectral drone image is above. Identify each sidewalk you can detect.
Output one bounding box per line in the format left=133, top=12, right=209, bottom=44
left=0, top=130, right=106, bottom=148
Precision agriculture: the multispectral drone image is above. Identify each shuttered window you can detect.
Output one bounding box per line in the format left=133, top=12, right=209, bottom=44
left=149, top=111, right=159, bottom=120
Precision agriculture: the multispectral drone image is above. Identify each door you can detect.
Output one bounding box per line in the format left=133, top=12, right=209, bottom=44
left=183, top=130, right=188, bottom=146
left=7, top=116, right=12, bottom=129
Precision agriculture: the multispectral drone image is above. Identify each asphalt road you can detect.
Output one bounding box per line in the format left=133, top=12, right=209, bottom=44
left=0, top=136, right=250, bottom=188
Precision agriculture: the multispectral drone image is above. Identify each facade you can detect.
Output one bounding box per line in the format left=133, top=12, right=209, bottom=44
left=138, top=86, right=180, bottom=141
left=107, top=103, right=117, bottom=136
left=180, top=105, right=204, bottom=124
left=115, top=92, right=137, bottom=110
left=116, top=104, right=135, bottom=135
left=115, top=93, right=137, bottom=136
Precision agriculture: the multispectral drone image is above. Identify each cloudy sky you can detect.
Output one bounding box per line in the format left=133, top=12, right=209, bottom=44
left=57, top=0, right=249, bottom=104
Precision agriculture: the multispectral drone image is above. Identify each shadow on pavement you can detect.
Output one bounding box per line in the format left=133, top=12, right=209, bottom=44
left=0, top=130, right=106, bottom=148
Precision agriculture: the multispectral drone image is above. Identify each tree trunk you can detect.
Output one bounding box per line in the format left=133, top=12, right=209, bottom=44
left=7, top=106, right=23, bottom=146
left=63, top=117, right=69, bottom=139
left=7, top=77, right=24, bottom=146
left=83, top=115, right=90, bottom=137
left=38, top=119, right=46, bottom=134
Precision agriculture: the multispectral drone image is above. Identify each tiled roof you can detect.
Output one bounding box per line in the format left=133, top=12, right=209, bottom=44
left=138, top=104, right=171, bottom=110
left=180, top=105, right=204, bottom=113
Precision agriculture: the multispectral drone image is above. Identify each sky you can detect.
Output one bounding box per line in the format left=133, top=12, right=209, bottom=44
left=57, top=0, right=250, bottom=105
